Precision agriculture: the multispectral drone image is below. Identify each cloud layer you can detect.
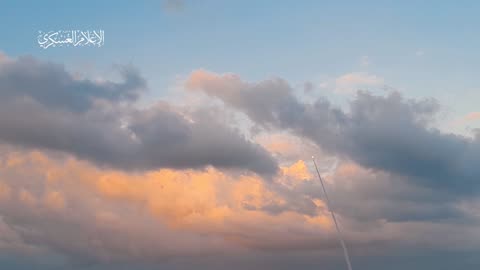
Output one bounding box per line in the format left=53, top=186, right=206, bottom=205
left=0, top=56, right=277, bottom=175
left=0, top=55, right=479, bottom=269
left=187, top=70, right=480, bottom=196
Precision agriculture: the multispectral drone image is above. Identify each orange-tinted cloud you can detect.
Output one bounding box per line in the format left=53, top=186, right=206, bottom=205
left=0, top=148, right=337, bottom=261
left=0, top=147, right=477, bottom=266
left=465, top=112, right=480, bottom=122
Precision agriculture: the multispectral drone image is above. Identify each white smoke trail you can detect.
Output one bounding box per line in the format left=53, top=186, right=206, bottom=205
left=312, top=156, right=353, bottom=270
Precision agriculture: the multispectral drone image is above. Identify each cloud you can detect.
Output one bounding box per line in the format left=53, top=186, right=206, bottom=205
left=256, top=132, right=325, bottom=165
left=304, top=72, right=384, bottom=94
left=0, top=55, right=277, bottom=175
left=334, top=72, right=384, bottom=93
left=0, top=150, right=339, bottom=263
left=303, top=81, right=315, bottom=94
left=0, top=56, right=146, bottom=112
left=186, top=70, right=305, bottom=127
left=298, top=161, right=468, bottom=222
left=1, top=56, right=480, bottom=269
left=186, top=70, right=480, bottom=196
left=463, top=112, right=480, bottom=122
left=450, top=112, right=480, bottom=131
left=1, top=148, right=479, bottom=269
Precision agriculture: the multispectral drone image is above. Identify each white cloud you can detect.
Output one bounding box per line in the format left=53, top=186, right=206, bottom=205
left=334, top=72, right=384, bottom=93
left=310, top=72, right=384, bottom=95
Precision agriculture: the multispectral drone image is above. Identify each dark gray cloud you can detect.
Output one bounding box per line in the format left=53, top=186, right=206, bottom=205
left=293, top=163, right=467, bottom=223
left=128, top=104, right=278, bottom=175
left=187, top=71, right=480, bottom=195
left=0, top=56, right=278, bottom=175
left=0, top=56, right=146, bottom=112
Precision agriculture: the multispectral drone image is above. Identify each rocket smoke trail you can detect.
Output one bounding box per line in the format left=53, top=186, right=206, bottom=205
left=312, top=156, right=353, bottom=270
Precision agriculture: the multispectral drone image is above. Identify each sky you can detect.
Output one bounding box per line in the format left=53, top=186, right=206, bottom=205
left=0, top=1, right=480, bottom=269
